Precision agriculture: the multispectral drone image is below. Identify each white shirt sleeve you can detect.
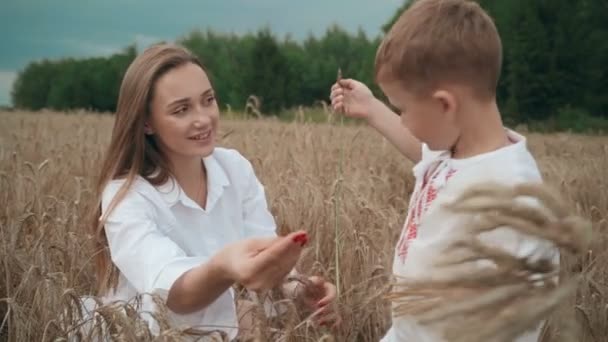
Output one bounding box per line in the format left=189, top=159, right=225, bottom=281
left=476, top=196, right=560, bottom=266
left=102, top=184, right=208, bottom=295
left=240, top=158, right=277, bottom=239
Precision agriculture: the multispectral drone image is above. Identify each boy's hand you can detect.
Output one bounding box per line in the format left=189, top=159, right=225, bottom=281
left=330, top=78, right=381, bottom=121
left=330, top=77, right=422, bottom=163
left=292, top=276, right=341, bottom=328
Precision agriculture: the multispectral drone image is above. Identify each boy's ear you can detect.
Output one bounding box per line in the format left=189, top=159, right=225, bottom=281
left=432, top=90, right=457, bottom=121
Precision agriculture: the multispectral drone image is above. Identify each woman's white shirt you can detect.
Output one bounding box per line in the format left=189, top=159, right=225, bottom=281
left=100, top=147, right=276, bottom=340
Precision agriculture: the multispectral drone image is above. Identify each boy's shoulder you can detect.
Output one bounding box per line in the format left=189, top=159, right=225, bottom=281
left=446, top=129, right=541, bottom=192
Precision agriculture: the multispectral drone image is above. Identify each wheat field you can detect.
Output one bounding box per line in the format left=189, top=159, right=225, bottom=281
left=0, top=110, right=606, bottom=341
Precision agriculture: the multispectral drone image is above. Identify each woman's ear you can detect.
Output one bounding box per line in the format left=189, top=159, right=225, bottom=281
left=144, top=122, right=154, bottom=135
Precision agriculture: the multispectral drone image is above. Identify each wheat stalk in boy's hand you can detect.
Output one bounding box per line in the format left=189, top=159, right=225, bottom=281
left=388, top=182, right=592, bottom=342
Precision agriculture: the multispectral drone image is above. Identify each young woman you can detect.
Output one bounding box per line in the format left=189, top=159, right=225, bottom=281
left=88, top=43, right=338, bottom=340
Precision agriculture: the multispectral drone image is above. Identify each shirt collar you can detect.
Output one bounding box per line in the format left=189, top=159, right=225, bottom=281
left=202, top=153, right=230, bottom=212
left=155, top=153, right=231, bottom=211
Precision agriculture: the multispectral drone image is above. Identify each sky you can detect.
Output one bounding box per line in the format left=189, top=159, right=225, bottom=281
left=0, top=0, right=403, bottom=106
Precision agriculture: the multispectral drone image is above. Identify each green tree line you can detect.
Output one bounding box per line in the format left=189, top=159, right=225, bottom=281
left=11, top=0, right=608, bottom=130
left=11, top=26, right=380, bottom=115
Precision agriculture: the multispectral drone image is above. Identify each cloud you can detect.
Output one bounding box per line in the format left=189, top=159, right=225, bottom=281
left=58, top=38, right=122, bottom=56
left=0, top=70, right=17, bottom=106
left=134, top=34, right=167, bottom=49
left=0, top=0, right=405, bottom=106
left=56, top=35, right=167, bottom=57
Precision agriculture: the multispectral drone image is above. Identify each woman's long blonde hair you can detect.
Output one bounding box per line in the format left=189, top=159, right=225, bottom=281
left=91, top=43, right=207, bottom=295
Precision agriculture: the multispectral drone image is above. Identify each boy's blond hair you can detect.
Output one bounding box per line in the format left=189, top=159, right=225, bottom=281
left=375, top=0, right=502, bottom=100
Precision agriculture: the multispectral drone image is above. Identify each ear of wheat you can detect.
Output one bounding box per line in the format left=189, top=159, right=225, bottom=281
left=388, top=182, right=592, bottom=342
left=245, top=95, right=262, bottom=119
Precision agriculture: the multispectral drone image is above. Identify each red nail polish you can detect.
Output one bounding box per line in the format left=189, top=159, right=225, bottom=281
left=292, top=233, right=308, bottom=246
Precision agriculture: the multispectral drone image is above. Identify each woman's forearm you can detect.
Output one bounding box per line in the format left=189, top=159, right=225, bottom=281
left=166, top=256, right=234, bottom=315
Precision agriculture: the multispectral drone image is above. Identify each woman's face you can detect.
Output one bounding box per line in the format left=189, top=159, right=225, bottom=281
left=146, top=62, right=219, bottom=162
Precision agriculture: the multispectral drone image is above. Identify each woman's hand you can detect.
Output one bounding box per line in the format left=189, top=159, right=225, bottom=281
left=214, top=231, right=308, bottom=291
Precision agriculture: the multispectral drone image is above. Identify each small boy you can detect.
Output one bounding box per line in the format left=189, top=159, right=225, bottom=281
left=330, top=0, right=559, bottom=341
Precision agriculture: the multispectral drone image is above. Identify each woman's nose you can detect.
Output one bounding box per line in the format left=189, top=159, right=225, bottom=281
left=192, top=106, right=211, bottom=127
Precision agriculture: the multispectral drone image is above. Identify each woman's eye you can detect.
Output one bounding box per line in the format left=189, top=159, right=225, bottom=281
left=173, top=105, right=188, bottom=114
left=204, top=95, right=216, bottom=105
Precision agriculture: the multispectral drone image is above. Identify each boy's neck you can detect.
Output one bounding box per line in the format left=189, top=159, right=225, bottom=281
left=451, top=99, right=509, bottom=160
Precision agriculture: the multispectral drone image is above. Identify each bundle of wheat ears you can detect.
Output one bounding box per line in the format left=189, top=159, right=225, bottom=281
left=388, top=182, right=593, bottom=342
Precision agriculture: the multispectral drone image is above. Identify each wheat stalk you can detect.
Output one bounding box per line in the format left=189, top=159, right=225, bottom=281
left=333, top=68, right=344, bottom=300
left=1, top=111, right=606, bottom=341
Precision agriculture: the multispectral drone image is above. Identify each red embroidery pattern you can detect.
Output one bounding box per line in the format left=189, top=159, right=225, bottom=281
left=396, top=166, right=456, bottom=263
left=446, top=168, right=457, bottom=180
left=396, top=132, right=519, bottom=262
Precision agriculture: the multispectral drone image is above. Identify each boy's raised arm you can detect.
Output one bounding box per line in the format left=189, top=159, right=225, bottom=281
left=330, top=79, right=422, bottom=163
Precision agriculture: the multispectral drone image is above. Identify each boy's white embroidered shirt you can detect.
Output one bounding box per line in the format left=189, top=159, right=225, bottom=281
left=382, top=130, right=560, bottom=342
